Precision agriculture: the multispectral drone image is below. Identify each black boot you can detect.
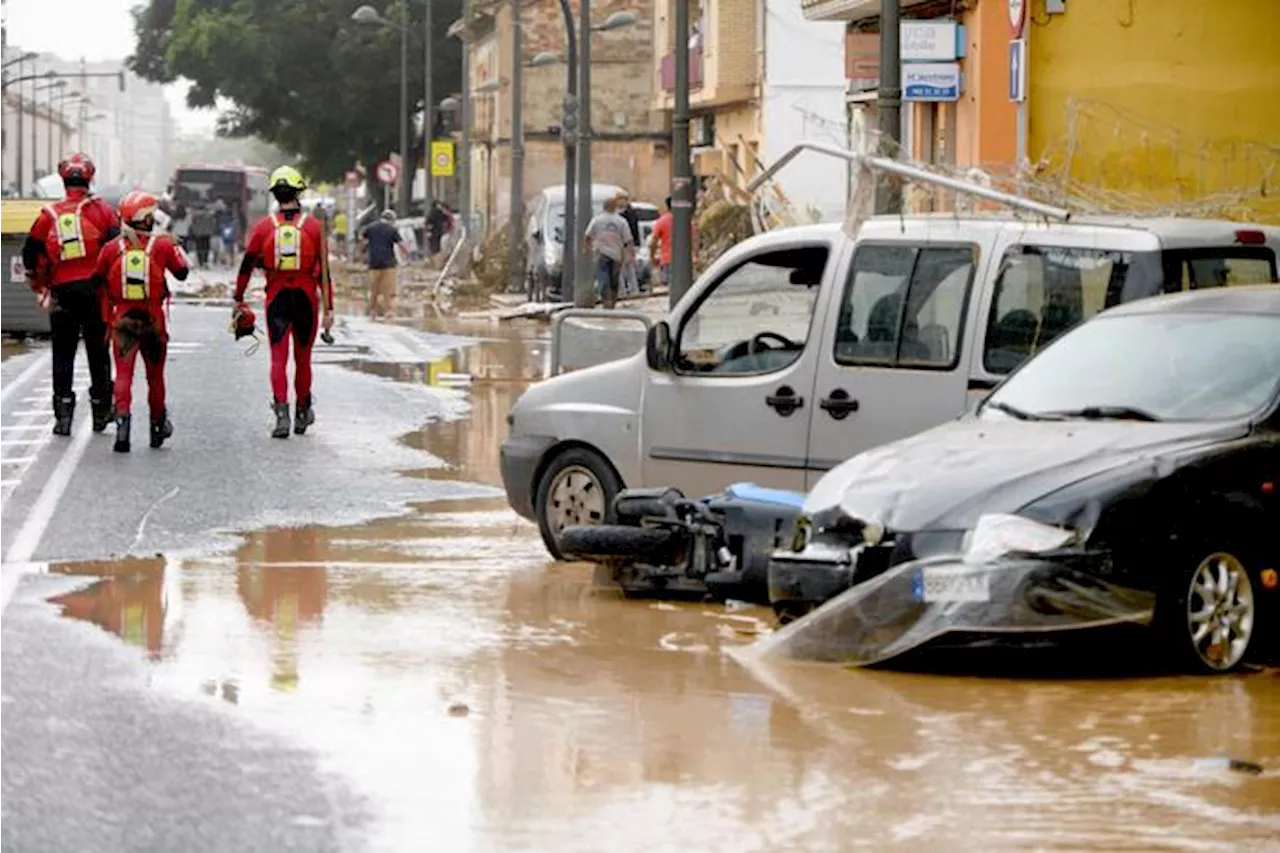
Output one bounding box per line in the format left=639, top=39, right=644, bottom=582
left=272, top=402, right=291, bottom=439
left=52, top=393, right=75, bottom=436
left=114, top=414, right=131, bottom=453
left=150, top=412, right=173, bottom=449
left=90, top=392, right=114, bottom=434
left=294, top=397, right=315, bottom=435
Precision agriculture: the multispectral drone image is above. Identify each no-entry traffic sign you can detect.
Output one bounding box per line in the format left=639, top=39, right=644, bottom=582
left=1009, top=0, right=1027, bottom=36
left=376, top=160, right=399, bottom=186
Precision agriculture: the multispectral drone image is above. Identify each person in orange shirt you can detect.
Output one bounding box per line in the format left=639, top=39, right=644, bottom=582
left=22, top=153, right=121, bottom=435
left=234, top=166, right=334, bottom=438
left=95, top=191, right=190, bottom=452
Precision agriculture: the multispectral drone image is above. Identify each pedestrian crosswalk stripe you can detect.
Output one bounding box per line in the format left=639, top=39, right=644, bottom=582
left=1, top=457, right=36, bottom=465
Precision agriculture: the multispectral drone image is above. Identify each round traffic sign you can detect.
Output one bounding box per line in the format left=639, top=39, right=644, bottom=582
left=434, top=151, right=449, bottom=168
left=1009, top=0, right=1027, bottom=36
left=376, top=160, right=399, bottom=185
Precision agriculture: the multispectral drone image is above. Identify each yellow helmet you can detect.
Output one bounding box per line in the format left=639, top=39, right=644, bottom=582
left=269, top=165, right=307, bottom=192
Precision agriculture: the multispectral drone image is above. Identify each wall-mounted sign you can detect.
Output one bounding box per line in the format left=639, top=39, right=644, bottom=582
left=901, top=21, right=958, bottom=62
left=903, top=62, right=961, bottom=101
left=1009, top=0, right=1027, bottom=37
left=845, top=31, right=880, bottom=91
left=1008, top=39, right=1027, bottom=103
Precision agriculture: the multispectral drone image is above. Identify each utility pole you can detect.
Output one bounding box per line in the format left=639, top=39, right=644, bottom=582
left=423, top=0, right=433, bottom=213
left=557, top=0, right=582, bottom=306
left=15, top=56, right=26, bottom=195
left=506, top=0, right=525, bottom=293
left=876, top=0, right=902, bottom=214
left=573, top=0, right=593, bottom=303
left=397, top=0, right=410, bottom=216
left=668, top=0, right=694, bottom=307
left=457, top=20, right=472, bottom=237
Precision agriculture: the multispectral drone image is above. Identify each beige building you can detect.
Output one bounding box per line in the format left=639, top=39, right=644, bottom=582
left=463, top=0, right=669, bottom=238
left=3, top=90, right=78, bottom=196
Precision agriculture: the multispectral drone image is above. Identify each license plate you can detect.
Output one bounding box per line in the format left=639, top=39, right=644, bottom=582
left=913, top=565, right=991, bottom=603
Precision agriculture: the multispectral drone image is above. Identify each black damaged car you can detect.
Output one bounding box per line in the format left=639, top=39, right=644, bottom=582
left=765, top=285, right=1280, bottom=673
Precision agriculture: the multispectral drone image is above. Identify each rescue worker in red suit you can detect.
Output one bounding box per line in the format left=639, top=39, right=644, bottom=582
left=94, top=191, right=190, bottom=452
left=234, top=166, right=334, bottom=438
left=22, top=153, right=121, bottom=435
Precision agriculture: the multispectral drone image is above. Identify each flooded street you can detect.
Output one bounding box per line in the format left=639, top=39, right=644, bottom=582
left=16, top=324, right=1278, bottom=852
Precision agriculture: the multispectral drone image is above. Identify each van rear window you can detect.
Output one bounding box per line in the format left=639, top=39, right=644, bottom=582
left=982, top=244, right=1277, bottom=375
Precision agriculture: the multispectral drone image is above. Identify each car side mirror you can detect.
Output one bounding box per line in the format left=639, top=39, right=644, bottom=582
left=646, top=321, right=673, bottom=372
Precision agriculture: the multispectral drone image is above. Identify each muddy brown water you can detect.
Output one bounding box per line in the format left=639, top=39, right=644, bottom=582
left=42, top=325, right=1280, bottom=851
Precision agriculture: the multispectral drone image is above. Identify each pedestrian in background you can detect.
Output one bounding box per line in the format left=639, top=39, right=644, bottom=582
left=171, top=203, right=191, bottom=253
left=583, top=197, right=634, bottom=310
left=426, top=200, right=449, bottom=261
left=615, top=192, right=642, bottom=297
left=360, top=209, right=406, bottom=320
left=190, top=204, right=215, bottom=268
left=333, top=208, right=349, bottom=260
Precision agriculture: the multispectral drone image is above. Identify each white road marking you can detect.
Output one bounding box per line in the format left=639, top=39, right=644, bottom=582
left=0, top=424, right=51, bottom=432
left=0, top=457, right=37, bottom=465
left=13, top=409, right=54, bottom=417
left=0, top=480, right=19, bottom=487
left=4, top=415, right=94, bottom=574
left=0, top=439, right=47, bottom=447
left=0, top=351, right=51, bottom=406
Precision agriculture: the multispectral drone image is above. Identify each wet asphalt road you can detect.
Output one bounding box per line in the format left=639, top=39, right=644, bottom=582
left=3, top=303, right=1280, bottom=852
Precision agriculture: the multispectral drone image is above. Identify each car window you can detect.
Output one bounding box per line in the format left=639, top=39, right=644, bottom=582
left=983, top=245, right=1131, bottom=375
left=1167, top=248, right=1277, bottom=290
left=676, top=245, right=828, bottom=376
left=834, top=244, right=976, bottom=369
left=983, top=312, right=1280, bottom=422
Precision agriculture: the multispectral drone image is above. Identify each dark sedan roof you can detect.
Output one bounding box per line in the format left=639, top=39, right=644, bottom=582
left=1104, top=284, right=1280, bottom=318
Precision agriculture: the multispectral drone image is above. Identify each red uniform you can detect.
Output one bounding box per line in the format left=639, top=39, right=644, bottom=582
left=22, top=183, right=121, bottom=428
left=235, top=208, right=334, bottom=406
left=96, top=233, right=189, bottom=419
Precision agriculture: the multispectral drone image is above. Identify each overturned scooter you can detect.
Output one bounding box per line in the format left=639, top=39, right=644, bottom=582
left=558, top=483, right=806, bottom=604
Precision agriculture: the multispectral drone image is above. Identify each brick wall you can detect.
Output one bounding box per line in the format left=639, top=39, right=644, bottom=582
left=482, top=0, right=660, bottom=138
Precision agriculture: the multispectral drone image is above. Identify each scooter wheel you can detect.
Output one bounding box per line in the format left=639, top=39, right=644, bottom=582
left=559, top=524, right=682, bottom=563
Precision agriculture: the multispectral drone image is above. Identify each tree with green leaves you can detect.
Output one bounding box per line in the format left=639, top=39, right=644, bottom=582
left=131, top=0, right=462, bottom=189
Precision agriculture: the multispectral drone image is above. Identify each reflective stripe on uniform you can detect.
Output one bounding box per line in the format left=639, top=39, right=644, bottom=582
left=47, top=198, right=91, bottom=261
left=273, top=211, right=309, bottom=272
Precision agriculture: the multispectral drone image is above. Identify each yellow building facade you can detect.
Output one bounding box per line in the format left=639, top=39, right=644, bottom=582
left=1027, top=0, right=1280, bottom=222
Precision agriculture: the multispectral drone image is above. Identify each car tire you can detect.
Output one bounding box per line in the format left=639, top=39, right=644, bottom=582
left=534, top=447, right=624, bottom=561
left=1156, top=545, right=1265, bottom=674
left=559, top=524, right=680, bottom=562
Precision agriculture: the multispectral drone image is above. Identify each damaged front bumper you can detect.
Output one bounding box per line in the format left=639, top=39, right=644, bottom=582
left=755, top=554, right=1157, bottom=666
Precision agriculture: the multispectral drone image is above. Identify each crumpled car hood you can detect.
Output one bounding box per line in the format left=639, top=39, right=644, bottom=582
left=804, top=417, right=1246, bottom=532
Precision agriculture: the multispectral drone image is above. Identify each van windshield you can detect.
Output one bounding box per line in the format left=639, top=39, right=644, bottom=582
left=982, top=244, right=1276, bottom=374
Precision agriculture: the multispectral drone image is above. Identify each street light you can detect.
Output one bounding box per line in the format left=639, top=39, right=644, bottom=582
left=352, top=3, right=411, bottom=217
left=571, top=6, right=637, bottom=307
left=33, top=78, right=66, bottom=178
left=50, top=90, right=81, bottom=171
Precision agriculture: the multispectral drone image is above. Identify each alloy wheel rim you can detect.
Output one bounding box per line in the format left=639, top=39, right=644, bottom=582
left=547, top=465, right=606, bottom=533
left=1186, top=552, right=1255, bottom=671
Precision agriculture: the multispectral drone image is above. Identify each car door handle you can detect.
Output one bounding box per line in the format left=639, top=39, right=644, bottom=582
left=819, top=389, right=860, bottom=420
left=765, top=386, right=804, bottom=417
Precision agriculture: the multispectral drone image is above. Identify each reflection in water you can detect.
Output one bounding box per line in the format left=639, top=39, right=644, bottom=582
left=235, top=527, right=329, bottom=692
left=50, top=556, right=174, bottom=661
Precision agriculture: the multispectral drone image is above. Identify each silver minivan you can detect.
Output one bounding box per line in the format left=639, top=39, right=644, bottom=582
left=501, top=214, right=1280, bottom=556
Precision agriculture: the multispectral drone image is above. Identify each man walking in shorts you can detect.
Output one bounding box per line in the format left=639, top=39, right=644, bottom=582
left=360, top=210, right=404, bottom=319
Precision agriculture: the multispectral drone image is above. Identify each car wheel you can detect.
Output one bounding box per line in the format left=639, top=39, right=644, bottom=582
left=558, top=524, right=680, bottom=562
left=1160, top=549, right=1260, bottom=674
left=534, top=447, right=624, bottom=560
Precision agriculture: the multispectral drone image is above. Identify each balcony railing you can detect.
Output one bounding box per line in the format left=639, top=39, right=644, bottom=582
left=660, top=47, right=704, bottom=92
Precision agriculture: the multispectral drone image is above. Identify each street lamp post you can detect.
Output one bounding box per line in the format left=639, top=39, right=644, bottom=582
left=423, top=0, right=433, bottom=215
left=446, top=16, right=474, bottom=240
left=556, top=0, right=579, bottom=304
left=669, top=0, right=694, bottom=307
left=352, top=4, right=411, bottom=216
left=571, top=10, right=639, bottom=306
left=34, top=77, right=65, bottom=180
left=508, top=0, right=525, bottom=294
left=50, top=90, right=80, bottom=172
